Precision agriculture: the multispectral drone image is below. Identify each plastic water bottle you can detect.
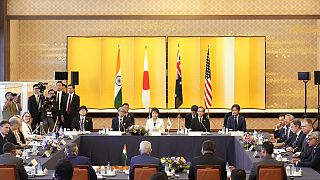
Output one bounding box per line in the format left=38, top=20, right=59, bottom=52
left=37, top=162, right=42, bottom=174
left=253, top=130, right=258, bottom=138
left=286, top=165, right=291, bottom=176
left=107, top=162, right=111, bottom=174
left=59, top=126, right=63, bottom=135
left=291, top=164, right=296, bottom=174
left=226, top=162, right=231, bottom=177
left=100, top=165, right=105, bottom=175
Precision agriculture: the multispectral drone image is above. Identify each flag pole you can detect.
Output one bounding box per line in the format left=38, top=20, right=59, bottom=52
left=177, top=108, right=181, bottom=133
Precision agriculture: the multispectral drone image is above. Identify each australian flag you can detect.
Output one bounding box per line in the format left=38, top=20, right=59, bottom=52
left=175, top=46, right=183, bottom=109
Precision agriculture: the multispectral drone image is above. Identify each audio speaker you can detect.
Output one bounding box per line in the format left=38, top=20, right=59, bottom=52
left=71, top=71, right=79, bottom=85
left=55, top=72, right=68, bottom=80
left=298, top=72, right=310, bottom=81
left=315, top=71, right=320, bottom=85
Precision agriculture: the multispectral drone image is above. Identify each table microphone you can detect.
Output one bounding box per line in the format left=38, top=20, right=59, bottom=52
left=120, top=119, right=126, bottom=132
left=200, top=118, right=209, bottom=135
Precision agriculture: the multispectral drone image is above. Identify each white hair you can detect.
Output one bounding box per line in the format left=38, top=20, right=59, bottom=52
left=139, top=141, right=152, bottom=155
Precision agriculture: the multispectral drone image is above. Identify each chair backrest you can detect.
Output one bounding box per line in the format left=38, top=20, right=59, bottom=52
left=72, top=165, right=90, bottom=180
left=196, top=165, right=221, bottom=180
left=0, top=164, right=16, bottom=180
left=133, top=164, right=158, bottom=180
left=257, top=165, right=284, bottom=180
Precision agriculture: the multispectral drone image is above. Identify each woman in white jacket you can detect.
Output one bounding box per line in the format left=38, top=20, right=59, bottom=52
left=21, top=112, right=42, bottom=140
left=146, top=108, right=165, bottom=132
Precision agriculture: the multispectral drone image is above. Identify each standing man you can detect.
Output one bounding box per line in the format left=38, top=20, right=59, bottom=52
left=62, top=84, right=80, bottom=129
left=55, top=81, right=66, bottom=127
left=227, top=104, right=247, bottom=132
left=2, top=92, right=17, bottom=121
left=42, top=89, right=59, bottom=133
left=122, top=103, right=135, bottom=126
left=190, top=106, right=210, bottom=132
left=28, top=84, right=44, bottom=130
left=185, top=105, right=198, bottom=129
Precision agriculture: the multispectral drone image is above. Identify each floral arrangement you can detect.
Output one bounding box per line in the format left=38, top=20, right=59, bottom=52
left=41, top=139, right=61, bottom=152
left=128, top=125, right=148, bottom=136
left=160, top=156, right=190, bottom=172
left=242, top=132, right=257, bottom=150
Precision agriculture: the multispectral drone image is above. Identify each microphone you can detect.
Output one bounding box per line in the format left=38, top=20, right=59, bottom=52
left=199, top=118, right=208, bottom=134
left=120, top=118, right=126, bottom=132
left=32, top=124, right=41, bottom=134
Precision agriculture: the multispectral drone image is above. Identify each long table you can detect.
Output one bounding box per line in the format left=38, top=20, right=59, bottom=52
left=28, top=133, right=319, bottom=180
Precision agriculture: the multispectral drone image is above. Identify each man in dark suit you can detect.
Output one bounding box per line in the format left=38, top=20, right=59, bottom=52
left=28, top=84, right=45, bottom=130
left=223, top=111, right=232, bottom=128
left=185, top=105, right=198, bottom=129
left=249, top=141, right=286, bottom=180
left=55, top=159, right=73, bottom=180
left=296, top=131, right=320, bottom=173
left=62, top=84, right=80, bottom=129
left=226, top=104, right=246, bottom=132
left=273, top=114, right=286, bottom=142
left=122, top=103, right=135, bottom=126
left=0, top=121, right=10, bottom=155
left=189, top=140, right=227, bottom=180
left=129, top=141, right=163, bottom=180
left=190, top=106, right=210, bottom=132
left=72, top=106, right=93, bottom=132
left=6, top=116, right=27, bottom=149
left=0, top=142, right=28, bottom=180
left=64, top=143, right=97, bottom=180
left=285, top=119, right=306, bottom=153
left=55, top=81, right=67, bottom=127
left=293, top=118, right=314, bottom=159
left=112, top=107, right=131, bottom=132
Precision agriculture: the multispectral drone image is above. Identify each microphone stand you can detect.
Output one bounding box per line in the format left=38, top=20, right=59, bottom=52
left=200, top=118, right=209, bottom=135
left=120, top=119, right=126, bottom=134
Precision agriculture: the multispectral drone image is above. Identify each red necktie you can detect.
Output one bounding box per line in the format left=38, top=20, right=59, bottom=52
left=67, top=95, right=72, bottom=113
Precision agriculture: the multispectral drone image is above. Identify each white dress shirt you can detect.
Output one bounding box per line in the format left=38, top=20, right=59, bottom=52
left=146, top=118, right=165, bottom=132
left=21, top=121, right=35, bottom=140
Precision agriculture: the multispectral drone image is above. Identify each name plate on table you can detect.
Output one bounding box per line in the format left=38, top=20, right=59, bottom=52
left=228, top=131, right=244, bottom=137
left=149, top=132, right=162, bottom=136
left=107, top=131, right=124, bottom=136
left=188, top=131, right=203, bottom=136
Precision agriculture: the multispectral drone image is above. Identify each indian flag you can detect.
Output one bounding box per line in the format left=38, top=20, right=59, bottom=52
left=122, top=144, right=127, bottom=160
left=114, top=46, right=122, bottom=109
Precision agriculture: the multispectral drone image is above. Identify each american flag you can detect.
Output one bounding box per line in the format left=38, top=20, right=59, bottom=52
left=204, top=46, right=212, bottom=109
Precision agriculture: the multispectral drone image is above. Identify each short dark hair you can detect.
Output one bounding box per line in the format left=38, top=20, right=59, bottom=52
left=63, top=84, right=68, bottom=89
left=5, top=92, right=12, bottom=97
left=202, top=140, right=215, bottom=152
left=292, top=119, right=301, bottom=128
left=150, top=172, right=168, bottom=180
left=3, top=142, right=16, bottom=153
left=262, top=141, right=274, bottom=155
left=231, top=169, right=246, bottom=180
left=197, top=106, right=205, bottom=112
left=122, top=103, right=129, bottom=107
left=231, top=104, right=240, bottom=111
left=0, top=121, right=9, bottom=127
left=191, top=105, right=198, bottom=112
left=151, top=107, right=159, bottom=114
left=56, top=81, right=63, bottom=85
left=33, top=84, right=39, bottom=88
left=48, top=89, right=55, bottom=93
left=11, top=93, right=17, bottom=97
left=279, top=114, right=285, bottom=118
left=54, top=159, right=73, bottom=180
left=79, top=106, right=88, bottom=112
left=67, top=84, right=75, bottom=89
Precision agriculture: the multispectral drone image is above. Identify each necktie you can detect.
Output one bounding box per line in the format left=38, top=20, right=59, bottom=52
left=80, top=117, right=84, bottom=131
left=234, top=116, right=238, bottom=130
left=67, top=94, right=72, bottom=113
left=57, top=92, right=60, bottom=110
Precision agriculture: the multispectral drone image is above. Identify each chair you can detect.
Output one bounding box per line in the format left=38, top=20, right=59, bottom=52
left=72, top=165, right=90, bottom=180
left=196, top=165, right=222, bottom=180
left=257, top=165, right=284, bottom=180
left=133, top=164, right=158, bottom=180
left=0, top=165, right=16, bottom=180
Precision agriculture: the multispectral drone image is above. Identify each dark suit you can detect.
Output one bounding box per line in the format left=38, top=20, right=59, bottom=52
left=61, top=93, right=80, bottom=129
left=299, top=133, right=314, bottom=159
left=185, top=114, right=197, bottom=129
left=66, top=155, right=97, bottom=180
left=249, top=156, right=287, bottom=180
left=190, top=117, right=210, bottom=132
left=0, top=153, right=28, bottom=180
left=273, top=127, right=286, bottom=143
left=125, top=113, right=135, bottom=126
left=285, top=131, right=306, bottom=152
left=111, top=117, right=131, bottom=132
left=72, top=116, right=93, bottom=132
left=28, top=94, right=45, bottom=130
left=188, top=153, right=227, bottom=180
left=297, top=144, right=320, bottom=173
left=223, top=112, right=232, bottom=128
left=55, top=91, right=67, bottom=125
left=129, top=154, right=163, bottom=180
left=5, top=129, right=18, bottom=146
left=0, top=134, right=8, bottom=155
left=226, top=115, right=247, bottom=132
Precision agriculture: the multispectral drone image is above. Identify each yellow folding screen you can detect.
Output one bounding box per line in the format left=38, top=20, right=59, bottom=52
left=68, top=36, right=265, bottom=109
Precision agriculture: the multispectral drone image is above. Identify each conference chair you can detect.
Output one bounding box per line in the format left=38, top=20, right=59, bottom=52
left=72, top=165, right=90, bottom=180
left=0, top=164, right=16, bottom=180
left=257, top=165, right=284, bottom=180
left=133, top=164, right=158, bottom=180
left=196, top=165, right=222, bottom=180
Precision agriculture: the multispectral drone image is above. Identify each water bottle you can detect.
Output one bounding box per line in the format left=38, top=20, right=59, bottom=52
left=31, top=166, right=36, bottom=176
left=291, top=164, right=296, bottom=175
left=37, top=162, right=42, bottom=174
left=107, top=162, right=111, bottom=174
left=59, top=126, right=63, bottom=135
left=39, top=122, right=44, bottom=135
left=286, top=165, right=291, bottom=176
left=226, top=162, right=231, bottom=178
left=165, top=164, right=169, bottom=173
left=100, top=165, right=105, bottom=175
left=253, top=130, right=258, bottom=138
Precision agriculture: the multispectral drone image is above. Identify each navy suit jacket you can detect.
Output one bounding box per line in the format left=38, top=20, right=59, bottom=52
left=190, top=117, right=210, bottom=132
left=226, top=115, right=247, bottom=132
left=111, top=117, right=132, bottom=131
left=66, top=155, right=97, bottom=180
left=298, top=144, right=320, bottom=173
left=285, top=131, right=306, bottom=152
left=273, top=127, right=286, bottom=143
left=129, top=154, right=163, bottom=180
